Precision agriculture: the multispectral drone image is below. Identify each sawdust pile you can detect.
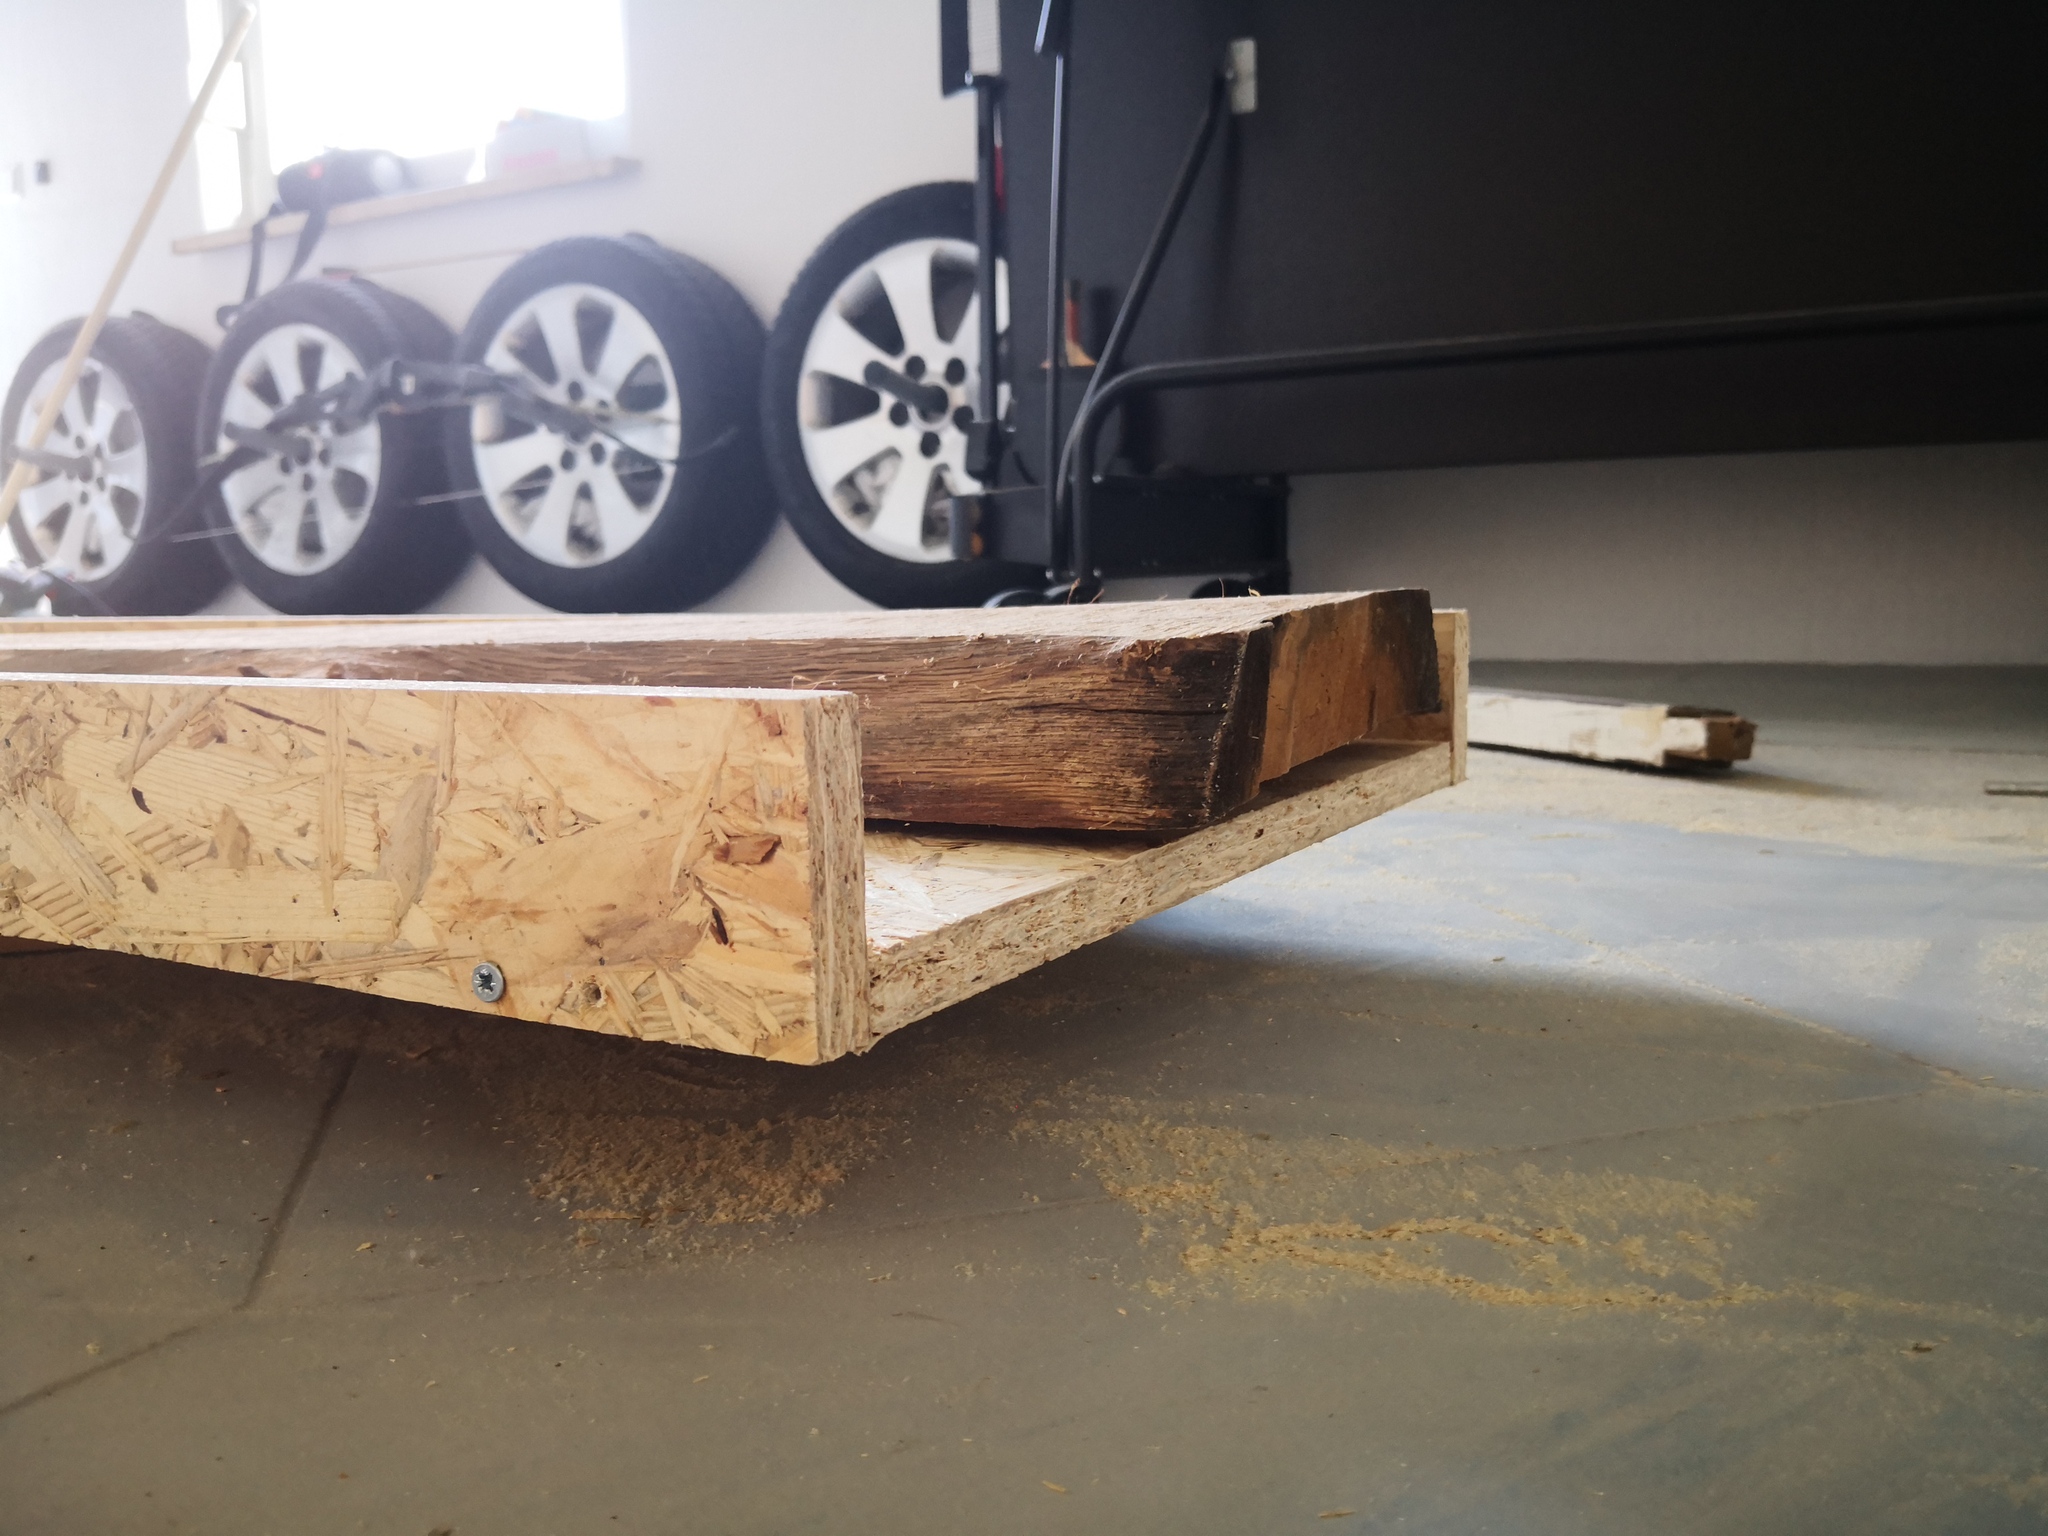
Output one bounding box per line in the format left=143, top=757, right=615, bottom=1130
left=1028, top=1109, right=1769, bottom=1309
left=457, top=1027, right=889, bottom=1233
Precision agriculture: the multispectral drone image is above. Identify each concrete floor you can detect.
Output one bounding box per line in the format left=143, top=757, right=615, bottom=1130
left=3, top=664, right=2044, bottom=1534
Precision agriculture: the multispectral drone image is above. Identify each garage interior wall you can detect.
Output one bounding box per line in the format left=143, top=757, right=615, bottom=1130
left=2, top=0, right=2042, bottom=662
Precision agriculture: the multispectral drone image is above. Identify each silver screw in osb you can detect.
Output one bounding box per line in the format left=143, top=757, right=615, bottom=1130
left=470, top=961, right=507, bottom=1003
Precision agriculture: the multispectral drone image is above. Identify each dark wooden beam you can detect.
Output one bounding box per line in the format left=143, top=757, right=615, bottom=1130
left=0, top=594, right=1438, bottom=832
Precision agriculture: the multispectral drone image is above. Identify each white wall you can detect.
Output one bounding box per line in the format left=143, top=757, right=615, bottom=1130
left=4, top=1, right=2044, bottom=660
left=1292, top=442, right=2048, bottom=663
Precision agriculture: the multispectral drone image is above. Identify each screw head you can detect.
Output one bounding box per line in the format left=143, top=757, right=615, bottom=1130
left=470, top=961, right=507, bottom=1003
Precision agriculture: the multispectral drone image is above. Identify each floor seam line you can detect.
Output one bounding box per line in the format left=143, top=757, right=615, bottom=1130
left=0, top=1320, right=214, bottom=1420
left=0, top=1046, right=362, bottom=1419
left=236, top=1046, right=360, bottom=1313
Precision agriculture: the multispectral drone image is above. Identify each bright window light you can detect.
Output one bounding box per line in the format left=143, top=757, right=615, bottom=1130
left=185, top=0, right=251, bottom=230
left=256, top=0, right=627, bottom=172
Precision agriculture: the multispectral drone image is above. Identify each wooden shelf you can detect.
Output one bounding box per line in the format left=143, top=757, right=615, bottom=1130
left=169, top=157, right=638, bottom=256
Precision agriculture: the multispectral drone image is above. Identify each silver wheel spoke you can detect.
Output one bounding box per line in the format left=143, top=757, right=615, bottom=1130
left=867, top=243, right=945, bottom=360
left=15, top=475, right=70, bottom=524
left=49, top=497, right=94, bottom=572
left=476, top=431, right=562, bottom=487
left=586, top=302, right=660, bottom=399
left=600, top=414, right=676, bottom=457
left=868, top=458, right=938, bottom=550
left=530, top=292, right=585, bottom=390
left=805, top=311, right=891, bottom=387
left=587, top=470, right=646, bottom=555
left=259, top=330, right=308, bottom=404
left=805, top=411, right=902, bottom=491
left=308, top=485, right=347, bottom=561
left=253, top=493, right=298, bottom=568
left=520, top=470, right=581, bottom=564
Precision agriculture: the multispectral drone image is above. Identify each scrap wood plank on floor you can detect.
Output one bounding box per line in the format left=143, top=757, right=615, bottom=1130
left=0, top=592, right=1440, bottom=833
left=1468, top=686, right=1755, bottom=769
left=0, top=613, right=1467, bottom=1063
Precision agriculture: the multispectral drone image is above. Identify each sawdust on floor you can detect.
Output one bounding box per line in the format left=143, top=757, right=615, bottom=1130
left=1026, top=1109, right=1768, bottom=1310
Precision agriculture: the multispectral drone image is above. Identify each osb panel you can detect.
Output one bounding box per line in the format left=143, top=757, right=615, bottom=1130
left=0, top=674, right=859, bottom=1062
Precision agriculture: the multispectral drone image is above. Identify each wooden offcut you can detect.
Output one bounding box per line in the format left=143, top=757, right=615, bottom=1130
left=0, top=593, right=1439, bottom=833
left=1468, top=688, right=1755, bottom=769
left=0, top=610, right=1467, bottom=1063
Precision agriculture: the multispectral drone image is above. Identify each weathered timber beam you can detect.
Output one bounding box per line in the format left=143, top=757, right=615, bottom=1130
left=0, top=673, right=867, bottom=1063
left=0, top=594, right=1440, bottom=832
left=1363, top=610, right=1469, bottom=783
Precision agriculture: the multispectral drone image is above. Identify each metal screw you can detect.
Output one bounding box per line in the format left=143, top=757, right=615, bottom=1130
left=470, top=961, right=506, bottom=1003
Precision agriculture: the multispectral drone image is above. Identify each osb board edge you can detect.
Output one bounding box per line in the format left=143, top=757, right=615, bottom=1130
left=861, top=740, right=1453, bottom=1044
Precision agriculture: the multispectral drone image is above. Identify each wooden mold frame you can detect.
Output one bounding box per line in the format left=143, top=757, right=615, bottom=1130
left=0, top=613, right=1466, bottom=1064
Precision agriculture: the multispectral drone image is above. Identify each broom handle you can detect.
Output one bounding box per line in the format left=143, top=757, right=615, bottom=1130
left=0, top=4, right=258, bottom=531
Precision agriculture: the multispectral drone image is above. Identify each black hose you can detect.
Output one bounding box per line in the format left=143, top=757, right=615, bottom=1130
left=1056, top=69, right=1228, bottom=577
left=1065, top=288, right=2048, bottom=571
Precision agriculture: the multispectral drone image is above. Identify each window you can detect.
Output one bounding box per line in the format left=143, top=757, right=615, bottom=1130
left=187, top=0, right=627, bottom=230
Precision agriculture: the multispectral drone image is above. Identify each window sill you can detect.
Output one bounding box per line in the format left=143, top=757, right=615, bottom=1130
left=170, top=156, right=638, bottom=255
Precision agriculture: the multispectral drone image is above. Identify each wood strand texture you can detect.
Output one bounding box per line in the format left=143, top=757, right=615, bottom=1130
left=0, top=674, right=863, bottom=1062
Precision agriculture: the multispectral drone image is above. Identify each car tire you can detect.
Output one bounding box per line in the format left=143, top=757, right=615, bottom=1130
left=196, top=276, right=469, bottom=614
left=443, top=236, right=775, bottom=612
left=3, top=314, right=229, bottom=614
left=761, top=181, right=1036, bottom=608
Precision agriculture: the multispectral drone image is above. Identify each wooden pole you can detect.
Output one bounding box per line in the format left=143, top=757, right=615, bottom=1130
left=0, top=4, right=256, bottom=532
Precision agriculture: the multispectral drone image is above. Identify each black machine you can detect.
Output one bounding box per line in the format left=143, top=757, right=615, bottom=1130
left=928, top=0, right=2048, bottom=605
